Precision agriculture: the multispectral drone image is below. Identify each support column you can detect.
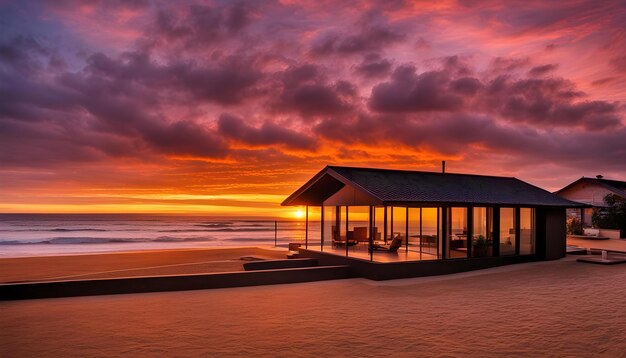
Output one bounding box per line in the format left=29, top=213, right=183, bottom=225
left=345, top=206, right=349, bottom=257
left=305, top=205, right=309, bottom=249
left=436, top=207, right=441, bottom=259
left=419, top=208, right=423, bottom=260
left=405, top=207, right=409, bottom=253
left=467, top=207, right=473, bottom=258
left=320, top=205, right=324, bottom=252
left=390, top=206, right=394, bottom=241
left=493, top=207, right=500, bottom=257
left=383, top=205, right=388, bottom=244
left=369, top=206, right=374, bottom=262
left=441, top=207, right=448, bottom=259
left=515, top=207, right=521, bottom=256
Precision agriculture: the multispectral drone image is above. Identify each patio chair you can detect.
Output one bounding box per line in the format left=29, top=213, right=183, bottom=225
left=332, top=226, right=358, bottom=247
left=353, top=227, right=369, bottom=243
left=369, top=234, right=403, bottom=252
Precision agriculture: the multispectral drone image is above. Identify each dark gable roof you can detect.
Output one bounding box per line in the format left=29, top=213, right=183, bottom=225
left=283, top=166, right=586, bottom=207
left=555, top=177, right=626, bottom=199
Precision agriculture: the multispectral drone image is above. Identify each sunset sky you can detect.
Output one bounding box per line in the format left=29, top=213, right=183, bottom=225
left=1, top=0, right=625, bottom=216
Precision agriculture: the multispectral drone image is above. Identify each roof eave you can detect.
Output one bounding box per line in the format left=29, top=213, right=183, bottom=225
left=280, top=166, right=330, bottom=206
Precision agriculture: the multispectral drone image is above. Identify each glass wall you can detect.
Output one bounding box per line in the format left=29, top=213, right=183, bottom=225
left=322, top=206, right=335, bottom=251
left=374, top=206, right=385, bottom=243
left=519, top=208, right=535, bottom=255
left=392, top=206, right=407, bottom=247
left=318, top=205, right=534, bottom=260
left=472, top=207, right=493, bottom=257
left=500, top=208, right=516, bottom=255
left=423, top=208, right=439, bottom=259
left=407, top=208, right=421, bottom=253
left=339, top=206, right=347, bottom=241
left=305, top=207, right=321, bottom=248
left=348, top=206, right=370, bottom=248
left=447, top=207, right=468, bottom=258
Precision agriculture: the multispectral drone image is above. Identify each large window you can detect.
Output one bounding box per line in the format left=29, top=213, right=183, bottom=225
left=500, top=208, right=516, bottom=255
left=519, top=208, right=535, bottom=255
left=472, top=207, right=493, bottom=257
left=447, top=207, right=468, bottom=259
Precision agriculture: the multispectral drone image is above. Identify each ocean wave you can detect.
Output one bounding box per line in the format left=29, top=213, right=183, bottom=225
left=208, top=228, right=275, bottom=232
left=0, top=228, right=111, bottom=232
left=196, top=222, right=234, bottom=227
left=51, top=228, right=108, bottom=232
left=0, top=236, right=218, bottom=245
left=158, top=229, right=216, bottom=233
left=225, top=237, right=285, bottom=242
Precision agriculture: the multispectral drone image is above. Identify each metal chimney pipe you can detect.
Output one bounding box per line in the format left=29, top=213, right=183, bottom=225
left=442, top=160, right=446, bottom=174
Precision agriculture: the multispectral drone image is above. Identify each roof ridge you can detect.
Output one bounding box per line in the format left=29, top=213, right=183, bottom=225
left=327, top=165, right=517, bottom=180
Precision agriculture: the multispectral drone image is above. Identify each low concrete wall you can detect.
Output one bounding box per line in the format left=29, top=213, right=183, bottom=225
left=599, top=229, right=623, bottom=239
left=0, top=265, right=355, bottom=301
left=299, top=249, right=538, bottom=281
left=243, top=258, right=318, bottom=270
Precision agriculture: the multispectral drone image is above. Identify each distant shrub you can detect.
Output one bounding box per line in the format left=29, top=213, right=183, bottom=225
left=592, top=194, right=626, bottom=233
left=566, top=216, right=583, bottom=235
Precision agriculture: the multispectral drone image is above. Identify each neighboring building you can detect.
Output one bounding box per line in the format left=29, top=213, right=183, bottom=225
left=282, top=166, right=585, bottom=280
left=555, top=176, right=626, bottom=228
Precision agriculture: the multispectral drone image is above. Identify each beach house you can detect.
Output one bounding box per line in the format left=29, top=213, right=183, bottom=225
left=555, top=176, right=626, bottom=234
left=282, top=166, right=586, bottom=279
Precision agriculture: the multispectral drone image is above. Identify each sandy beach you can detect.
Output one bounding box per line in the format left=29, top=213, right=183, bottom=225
left=0, top=247, right=288, bottom=283
left=2, top=251, right=625, bottom=357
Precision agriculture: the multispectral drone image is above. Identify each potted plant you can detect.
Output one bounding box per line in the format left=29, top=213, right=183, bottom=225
left=472, top=235, right=492, bottom=257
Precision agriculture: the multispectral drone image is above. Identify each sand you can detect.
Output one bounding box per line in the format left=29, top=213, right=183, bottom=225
left=2, top=255, right=626, bottom=357
left=0, top=247, right=288, bottom=283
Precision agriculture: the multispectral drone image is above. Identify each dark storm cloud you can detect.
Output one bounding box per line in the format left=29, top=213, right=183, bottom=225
left=0, top=35, right=63, bottom=76
left=217, top=113, right=315, bottom=150
left=172, top=58, right=263, bottom=105
left=368, top=58, right=621, bottom=130
left=275, top=83, right=355, bottom=117
left=0, top=38, right=230, bottom=163
left=84, top=50, right=263, bottom=105
left=146, top=3, right=254, bottom=49
left=368, top=65, right=466, bottom=112
left=310, top=13, right=404, bottom=57
left=528, top=64, right=558, bottom=77
left=281, top=64, right=320, bottom=87
left=272, top=64, right=356, bottom=117
left=481, top=76, right=620, bottom=130
left=489, top=57, right=531, bottom=73
left=354, top=54, right=393, bottom=78
left=141, top=119, right=228, bottom=157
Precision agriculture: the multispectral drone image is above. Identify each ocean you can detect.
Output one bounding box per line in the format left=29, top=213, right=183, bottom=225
left=0, top=214, right=316, bottom=258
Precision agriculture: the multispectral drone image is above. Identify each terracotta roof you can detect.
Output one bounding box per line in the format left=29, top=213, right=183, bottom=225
left=282, top=166, right=586, bottom=207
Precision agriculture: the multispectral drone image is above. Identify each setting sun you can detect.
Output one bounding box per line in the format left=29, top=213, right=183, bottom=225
left=294, top=209, right=305, bottom=219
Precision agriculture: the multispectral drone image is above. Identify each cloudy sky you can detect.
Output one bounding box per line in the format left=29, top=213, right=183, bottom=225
left=1, top=0, right=625, bottom=216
